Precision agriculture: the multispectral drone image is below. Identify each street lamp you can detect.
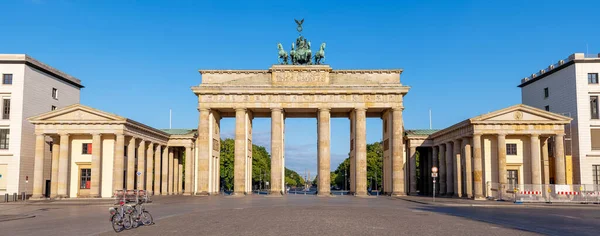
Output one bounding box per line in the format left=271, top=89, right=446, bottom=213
left=431, top=166, right=438, bottom=202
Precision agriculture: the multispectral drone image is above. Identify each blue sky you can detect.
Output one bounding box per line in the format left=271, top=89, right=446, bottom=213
left=2, top=0, right=599, bottom=175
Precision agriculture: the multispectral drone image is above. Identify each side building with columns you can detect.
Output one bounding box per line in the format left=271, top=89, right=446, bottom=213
left=406, top=104, right=571, bottom=199
left=28, top=104, right=195, bottom=198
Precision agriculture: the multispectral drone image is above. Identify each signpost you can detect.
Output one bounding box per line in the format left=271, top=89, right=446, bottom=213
left=431, top=167, right=438, bottom=202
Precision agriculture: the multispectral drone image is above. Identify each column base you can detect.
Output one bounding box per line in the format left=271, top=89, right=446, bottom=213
left=354, top=191, right=368, bottom=197
left=195, top=191, right=209, bottom=196
left=474, top=196, right=486, bottom=201
left=30, top=194, right=45, bottom=200
left=56, top=195, right=69, bottom=199
left=390, top=191, right=406, bottom=197
left=269, top=190, right=283, bottom=195
left=317, top=192, right=331, bottom=197
left=183, top=192, right=192, bottom=196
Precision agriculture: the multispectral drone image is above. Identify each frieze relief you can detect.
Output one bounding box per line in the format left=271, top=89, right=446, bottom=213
left=272, top=71, right=329, bottom=85
left=200, top=94, right=400, bottom=104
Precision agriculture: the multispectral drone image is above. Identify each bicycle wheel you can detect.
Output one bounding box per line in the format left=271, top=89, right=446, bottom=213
left=111, top=214, right=124, bottom=233
left=141, top=211, right=153, bottom=225
left=123, top=213, right=133, bottom=230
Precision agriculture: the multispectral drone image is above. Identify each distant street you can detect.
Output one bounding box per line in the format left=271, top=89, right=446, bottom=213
left=0, top=195, right=598, bottom=236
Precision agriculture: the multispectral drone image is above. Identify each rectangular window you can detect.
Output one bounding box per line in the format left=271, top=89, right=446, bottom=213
left=544, top=87, right=549, bottom=98
left=2, top=74, right=12, bottom=85
left=544, top=105, right=550, bottom=111
left=507, top=170, right=518, bottom=185
left=52, top=88, right=58, bottom=99
left=82, top=143, right=92, bottom=154
left=593, top=165, right=600, bottom=185
left=51, top=106, right=56, bottom=111
left=0, top=129, right=9, bottom=150
left=506, top=143, right=517, bottom=155
left=80, top=168, right=91, bottom=189
left=2, top=99, right=9, bottom=120
left=591, top=96, right=599, bottom=119
left=591, top=129, right=600, bottom=150
left=589, top=73, right=599, bottom=84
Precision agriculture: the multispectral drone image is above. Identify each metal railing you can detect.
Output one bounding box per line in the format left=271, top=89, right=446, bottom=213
left=488, top=182, right=600, bottom=204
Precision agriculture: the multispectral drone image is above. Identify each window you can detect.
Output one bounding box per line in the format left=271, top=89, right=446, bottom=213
left=52, top=88, right=58, bottom=99
left=544, top=87, right=549, bottom=98
left=51, top=106, right=56, bottom=111
left=0, top=129, right=9, bottom=150
left=589, top=73, right=599, bottom=84
left=80, top=168, right=91, bottom=189
left=507, top=170, right=518, bottom=185
left=2, top=74, right=12, bottom=85
left=592, top=96, right=599, bottom=119
left=2, top=99, right=9, bottom=120
left=592, top=129, right=600, bottom=150
left=82, top=143, right=92, bottom=154
left=593, top=165, right=600, bottom=185
left=544, top=105, right=550, bottom=111
left=506, top=143, right=517, bottom=155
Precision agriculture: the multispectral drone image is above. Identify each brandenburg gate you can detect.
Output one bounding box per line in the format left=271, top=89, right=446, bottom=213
left=192, top=20, right=409, bottom=196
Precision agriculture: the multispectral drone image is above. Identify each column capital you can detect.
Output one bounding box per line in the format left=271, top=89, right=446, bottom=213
left=234, top=107, right=247, bottom=112
left=391, top=107, right=404, bottom=112
left=270, top=107, right=283, bottom=112
left=57, top=132, right=70, bottom=137
left=555, top=133, right=565, bottom=138
left=198, top=107, right=211, bottom=112
left=530, top=133, right=540, bottom=138
left=34, top=132, right=46, bottom=136
left=497, top=133, right=506, bottom=138
left=318, top=107, right=331, bottom=112
left=90, top=132, right=103, bottom=136
left=355, top=107, right=367, bottom=112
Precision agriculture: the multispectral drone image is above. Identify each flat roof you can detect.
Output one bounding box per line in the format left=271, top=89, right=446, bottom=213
left=518, top=53, right=600, bottom=88
left=0, top=54, right=83, bottom=88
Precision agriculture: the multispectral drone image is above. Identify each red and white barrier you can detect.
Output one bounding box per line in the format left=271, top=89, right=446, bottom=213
left=519, top=191, right=541, bottom=195
left=557, top=191, right=579, bottom=195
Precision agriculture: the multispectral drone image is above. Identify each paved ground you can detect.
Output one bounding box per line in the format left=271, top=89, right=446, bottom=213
left=0, top=195, right=598, bottom=236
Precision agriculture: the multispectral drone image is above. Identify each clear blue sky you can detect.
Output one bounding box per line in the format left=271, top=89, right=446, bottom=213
left=2, top=0, right=599, bottom=176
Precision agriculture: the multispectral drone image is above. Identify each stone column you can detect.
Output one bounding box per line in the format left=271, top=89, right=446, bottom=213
left=318, top=108, right=331, bottom=196
left=497, top=134, right=507, bottom=188
left=50, top=137, right=60, bottom=198
left=270, top=108, right=283, bottom=195
left=438, top=144, right=446, bottom=195
left=154, top=145, right=161, bottom=195
left=427, top=148, right=433, bottom=195
left=179, top=162, right=183, bottom=194
left=32, top=133, right=46, bottom=199
left=554, top=134, right=566, bottom=184
left=391, top=108, right=405, bottom=196
left=453, top=140, right=462, bottom=197
left=113, top=134, right=125, bottom=192
left=462, top=138, right=472, bottom=198
left=409, top=146, right=417, bottom=195
left=134, top=140, right=146, bottom=190
left=355, top=108, right=368, bottom=196
left=197, top=108, right=210, bottom=195
left=57, top=133, right=70, bottom=198
left=145, top=142, right=153, bottom=191
left=169, top=148, right=174, bottom=194
left=185, top=146, right=193, bottom=195
left=445, top=142, right=454, bottom=196
left=530, top=134, right=542, bottom=186
left=91, top=133, right=103, bottom=197
left=541, top=137, right=550, bottom=184
left=174, top=156, right=179, bottom=194
left=162, top=147, right=170, bottom=195
left=432, top=146, right=439, bottom=195
left=473, top=134, right=484, bottom=200
left=234, top=108, right=247, bottom=195
left=127, top=137, right=136, bottom=190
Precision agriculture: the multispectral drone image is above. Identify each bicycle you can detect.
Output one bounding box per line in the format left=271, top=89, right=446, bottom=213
left=130, top=190, right=153, bottom=227
left=108, top=199, right=134, bottom=233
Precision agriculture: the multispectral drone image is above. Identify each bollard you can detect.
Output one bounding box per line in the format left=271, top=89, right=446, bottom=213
left=4, top=193, right=8, bottom=202
left=13, top=193, right=17, bottom=201
left=21, top=192, right=26, bottom=201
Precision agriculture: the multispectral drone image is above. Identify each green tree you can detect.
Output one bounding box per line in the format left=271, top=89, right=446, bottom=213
left=332, top=142, right=383, bottom=191
left=220, top=139, right=235, bottom=191
left=251, top=144, right=271, bottom=189
left=285, top=176, right=297, bottom=186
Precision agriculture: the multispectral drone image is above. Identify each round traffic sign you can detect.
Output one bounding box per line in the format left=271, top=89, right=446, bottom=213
left=431, top=167, right=438, bottom=173
left=137, top=171, right=142, bottom=176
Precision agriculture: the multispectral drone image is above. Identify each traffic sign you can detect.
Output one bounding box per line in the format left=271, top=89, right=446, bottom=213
left=137, top=171, right=142, bottom=176
left=431, top=173, right=438, bottom=178
left=431, top=167, right=438, bottom=173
